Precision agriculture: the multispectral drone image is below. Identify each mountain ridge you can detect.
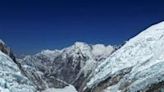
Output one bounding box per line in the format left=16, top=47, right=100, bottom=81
left=84, top=21, right=164, bottom=92
left=1, top=22, right=164, bottom=92
left=18, top=41, right=115, bottom=91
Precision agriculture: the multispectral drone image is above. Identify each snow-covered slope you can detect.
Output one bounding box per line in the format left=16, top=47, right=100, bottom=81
left=42, top=85, right=77, bottom=92
left=20, top=42, right=115, bottom=91
left=3, top=21, right=164, bottom=92
left=0, top=42, right=36, bottom=92
left=85, top=22, right=164, bottom=92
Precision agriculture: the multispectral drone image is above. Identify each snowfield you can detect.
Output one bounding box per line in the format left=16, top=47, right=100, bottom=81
left=42, top=85, right=77, bottom=92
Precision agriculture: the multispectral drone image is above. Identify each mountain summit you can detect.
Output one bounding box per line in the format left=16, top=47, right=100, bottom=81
left=19, top=42, right=115, bottom=91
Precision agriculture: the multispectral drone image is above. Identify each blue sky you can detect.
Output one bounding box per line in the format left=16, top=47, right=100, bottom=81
left=0, top=0, right=164, bottom=55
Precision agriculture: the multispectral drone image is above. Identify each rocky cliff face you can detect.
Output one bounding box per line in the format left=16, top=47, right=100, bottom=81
left=19, top=42, right=115, bottom=91
left=84, top=22, right=164, bottom=92
left=0, top=40, right=15, bottom=61
left=0, top=40, right=37, bottom=92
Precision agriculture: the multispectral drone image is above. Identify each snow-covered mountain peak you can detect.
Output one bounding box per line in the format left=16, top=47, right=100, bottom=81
left=33, top=42, right=115, bottom=61
left=74, top=42, right=88, bottom=48
left=19, top=41, right=115, bottom=91
left=62, top=42, right=115, bottom=60
left=63, top=42, right=91, bottom=56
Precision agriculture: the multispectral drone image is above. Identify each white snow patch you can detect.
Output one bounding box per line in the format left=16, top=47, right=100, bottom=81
left=42, top=85, right=77, bottom=92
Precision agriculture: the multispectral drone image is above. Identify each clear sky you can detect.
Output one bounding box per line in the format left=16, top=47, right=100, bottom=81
left=0, top=0, right=164, bottom=55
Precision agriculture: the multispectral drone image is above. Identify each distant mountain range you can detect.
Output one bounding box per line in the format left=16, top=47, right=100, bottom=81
left=0, top=22, right=164, bottom=92
left=18, top=42, right=115, bottom=91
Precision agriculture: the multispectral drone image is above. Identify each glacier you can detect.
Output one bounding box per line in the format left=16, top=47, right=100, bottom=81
left=85, top=22, right=164, bottom=92
left=0, top=50, right=36, bottom=92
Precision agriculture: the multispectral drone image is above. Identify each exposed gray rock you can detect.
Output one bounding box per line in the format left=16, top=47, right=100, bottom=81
left=0, top=39, right=37, bottom=92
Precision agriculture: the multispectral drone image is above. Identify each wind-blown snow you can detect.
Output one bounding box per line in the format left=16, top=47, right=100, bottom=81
left=91, top=44, right=114, bottom=60
left=87, top=22, right=164, bottom=91
left=0, top=51, right=36, bottom=92
left=37, top=49, right=61, bottom=61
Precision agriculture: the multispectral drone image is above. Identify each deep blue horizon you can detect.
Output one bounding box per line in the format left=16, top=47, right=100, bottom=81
left=0, top=0, right=164, bottom=55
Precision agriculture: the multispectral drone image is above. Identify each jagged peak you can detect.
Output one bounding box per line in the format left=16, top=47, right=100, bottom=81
left=74, top=42, right=88, bottom=47
left=71, top=42, right=90, bottom=51
left=27, top=41, right=115, bottom=64
left=37, top=42, right=89, bottom=56
left=74, top=41, right=87, bottom=45
left=61, top=42, right=91, bottom=56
